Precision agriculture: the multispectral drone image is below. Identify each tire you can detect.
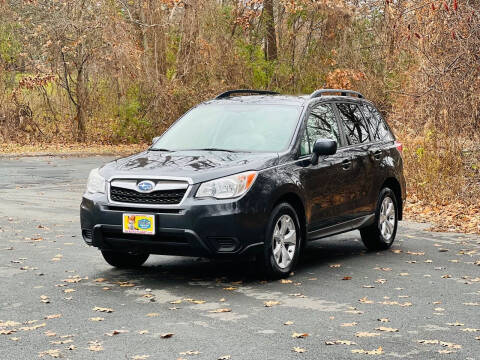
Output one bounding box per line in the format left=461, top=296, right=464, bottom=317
left=360, top=187, right=398, bottom=251
left=258, top=202, right=302, bottom=278
left=101, top=250, right=149, bottom=268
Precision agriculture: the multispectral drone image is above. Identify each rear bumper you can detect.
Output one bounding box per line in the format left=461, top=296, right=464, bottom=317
left=80, top=193, right=267, bottom=258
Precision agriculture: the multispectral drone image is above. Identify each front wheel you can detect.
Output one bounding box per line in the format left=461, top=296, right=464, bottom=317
left=258, top=202, right=302, bottom=278
left=101, top=250, right=149, bottom=268
left=360, top=188, right=398, bottom=251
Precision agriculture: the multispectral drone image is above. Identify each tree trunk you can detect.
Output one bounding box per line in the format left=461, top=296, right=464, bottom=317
left=75, top=67, right=86, bottom=142
left=264, top=0, right=277, bottom=61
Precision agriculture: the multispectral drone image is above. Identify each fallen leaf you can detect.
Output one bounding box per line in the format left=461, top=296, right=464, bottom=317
left=0, top=320, right=20, bottom=327
left=440, top=341, right=461, bottom=349
left=406, top=251, right=424, bottom=255
left=284, top=321, right=294, bottom=325
left=20, top=323, right=46, bottom=331
left=208, top=308, right=232, bottom=313
left=375, top=327, right=398, bottom=332
left=264, top=301, right=281, bottom=307
left=378, top=318, right=389, bottom=322
left=351, top=346, right=383, bottom=355
left=280, top=279, right=292, bottom=284
left=342, top=276, right=352, bottom=280
left=446, top=322, right=464, bottom=326
left=88, top=341, right=104, bottom=352
left=292, top=332, right=309, bottom=338
left=223, top=287, right=237, bottom=291
left=292, top=347, right=306, bottom=353
left=325, top=340, right=356, bottom=345
left=38, top=349, right=61, bottom=358
left=359, top=297, right=374, bottom=304
left=92, top=307, right=113, bottom=313
left=89, top=317, right=104, bottom=322
left=146, top=313, right=159, bottom=317
left=341, top=322, right=358, bottom=327
left=184, top=298, right=206, bottom=304
left=217, top=356, right=231, bottom=360
left=329, top=264, right=341, bottom=268
left=179, top=350, right=200, bottom=355
left=374, top=267, right=392, bottom=271
left=160, top=333, right=174, bottom=338
left=418, top=339, right=439, bottom=344
left=105, top=329, right=128, bottom=336
left=355, top=332, right=381, bottom=338
left=44, top=314, right=61, bottom=320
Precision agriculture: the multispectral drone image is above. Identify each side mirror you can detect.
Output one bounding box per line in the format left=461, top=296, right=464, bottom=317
left=311, top=139, right=337, bottom=165
left=152, top=136, right=160, bottom=145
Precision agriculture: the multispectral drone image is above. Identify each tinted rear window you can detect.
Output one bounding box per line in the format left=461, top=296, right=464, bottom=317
left=336, top=103, right=371, bottom=145
left=361, top=104, right=393, bottom=142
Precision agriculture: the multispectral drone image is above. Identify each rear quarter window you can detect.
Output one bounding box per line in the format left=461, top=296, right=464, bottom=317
left=361, top=104, right=394, bottom=142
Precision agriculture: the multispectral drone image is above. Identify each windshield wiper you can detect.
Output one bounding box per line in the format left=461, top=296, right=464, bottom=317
left=149, top=148, right=172, bottom=152
left=191, top=148, right=237, bottom=153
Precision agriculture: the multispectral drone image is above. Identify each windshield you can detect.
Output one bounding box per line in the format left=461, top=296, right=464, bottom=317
left=151, top=104, right=302, bottom=153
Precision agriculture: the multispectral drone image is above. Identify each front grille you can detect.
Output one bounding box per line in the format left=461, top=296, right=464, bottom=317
left=110, top=186, right=186, bottom=205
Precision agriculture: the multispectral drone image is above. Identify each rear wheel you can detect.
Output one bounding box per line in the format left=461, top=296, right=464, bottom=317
left=360, top=188, right=398, bottom=251
left=259, top=203, right=302, bottom=278
left=101, top=250, right=149, bottom=268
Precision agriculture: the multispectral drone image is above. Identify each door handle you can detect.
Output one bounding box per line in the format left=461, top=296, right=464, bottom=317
left=342, top=159, right=352, bottom=170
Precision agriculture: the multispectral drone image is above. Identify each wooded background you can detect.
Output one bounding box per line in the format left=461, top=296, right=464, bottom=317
left=0, top=0, right=479, bottom=230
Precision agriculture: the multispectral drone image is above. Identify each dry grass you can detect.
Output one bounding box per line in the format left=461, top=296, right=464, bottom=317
left=0, top=142, right=148, bottom=157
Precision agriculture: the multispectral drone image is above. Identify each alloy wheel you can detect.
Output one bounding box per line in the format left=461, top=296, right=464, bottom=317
left=379, top=196, right=396, bottom=241
left=272, top=214, right=297, bottom=269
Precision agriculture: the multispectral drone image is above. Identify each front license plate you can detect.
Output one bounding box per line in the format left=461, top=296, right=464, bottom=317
left=123, top=214, right=155, bottom=235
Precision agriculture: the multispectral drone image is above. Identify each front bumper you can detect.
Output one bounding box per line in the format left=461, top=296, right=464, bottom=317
left=80, top=192, right=268, bottom=258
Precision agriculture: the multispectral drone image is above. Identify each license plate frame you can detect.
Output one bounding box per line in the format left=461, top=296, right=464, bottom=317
left=122, top=213, right=155, bottom=235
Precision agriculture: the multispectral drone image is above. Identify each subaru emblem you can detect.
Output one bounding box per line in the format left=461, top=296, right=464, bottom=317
left=137, top=180, right=155, bottom=193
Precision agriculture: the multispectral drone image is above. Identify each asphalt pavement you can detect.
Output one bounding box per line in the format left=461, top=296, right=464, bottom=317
left=1, top=155, right=480, bottom=359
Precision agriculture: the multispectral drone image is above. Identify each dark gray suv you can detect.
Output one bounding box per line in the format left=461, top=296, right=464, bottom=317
left=80, top=89, right=406, bottom=277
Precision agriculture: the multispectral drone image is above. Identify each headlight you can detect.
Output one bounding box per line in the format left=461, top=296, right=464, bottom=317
left=196, top=171, right=257, bottom=199
left=86, top=168, right=106, bottom=194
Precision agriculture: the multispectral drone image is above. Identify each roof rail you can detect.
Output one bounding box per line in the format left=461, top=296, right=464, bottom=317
left=215, top=89, right=279, bottom=99
left=310, top=89, right=364, bottom=99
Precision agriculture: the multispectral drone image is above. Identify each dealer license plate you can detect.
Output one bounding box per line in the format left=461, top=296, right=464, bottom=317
left=122, top=214, right=155, bottom=235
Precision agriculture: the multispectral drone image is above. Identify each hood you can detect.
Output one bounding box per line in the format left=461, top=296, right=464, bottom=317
left=99, top=150, right=279, bottom=184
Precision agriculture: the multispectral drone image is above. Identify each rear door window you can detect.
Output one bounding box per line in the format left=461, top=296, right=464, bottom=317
left=361, top=104, right=393, bottom=142
left=336, top=103, right=371, bottom=145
